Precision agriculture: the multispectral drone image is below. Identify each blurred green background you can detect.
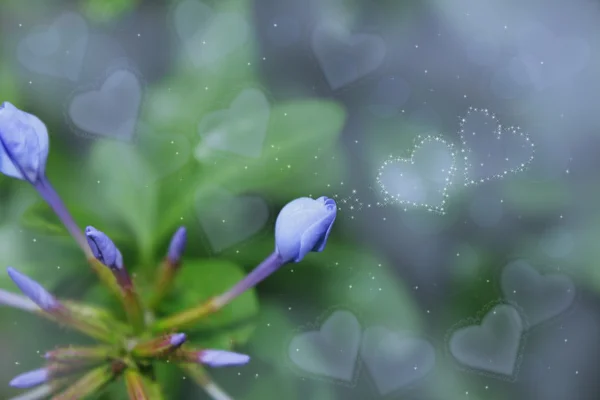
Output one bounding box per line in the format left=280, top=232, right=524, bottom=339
left=1, top=0, right=600, bottom=399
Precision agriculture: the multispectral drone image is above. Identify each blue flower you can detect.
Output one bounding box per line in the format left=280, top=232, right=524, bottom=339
left=0, top=101, right=49, bottom=183
left=275, top=196, right=337, bottom=263
left=85, top=226, right=124, bottom=270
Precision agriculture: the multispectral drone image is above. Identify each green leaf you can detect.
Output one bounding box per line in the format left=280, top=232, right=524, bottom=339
left=21, top=201, right=69, bottom=236
left=198, top=100, right=346, bottom=190
left=88, top=140, right=159, bottom=265
left=158, top=258, right=259, bottom=345
left=81, top=0, right=138, bottom=23
left=20, top=200, right=130, bottom=243
left=156, top=100, right=346, bottom=240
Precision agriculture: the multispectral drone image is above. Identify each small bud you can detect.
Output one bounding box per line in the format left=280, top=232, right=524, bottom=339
left=198, top=350, right=251, bottom=367
left=131, top=333, right=187, bottom=358
left=9, top=368, right=48, bottom=389
left=0, top=101, right=49, bottom=183
left=167, top=227, right=187, bottom=265
left=170, top=333, right=187, bottom=347
left=6, top=267, right=59, bottom=312
left=275, top=196, right=337, bottom=263
left=84, top=226, right=123, bottom=270
left=168, top=348, right=250, bottom=367
left=10, top=362, right=92, bottom=389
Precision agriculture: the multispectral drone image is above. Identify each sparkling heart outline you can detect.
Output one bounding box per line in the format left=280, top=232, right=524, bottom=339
left=360, top=325, right=438, bottom=396
left=444, top=299, right=528, bottom=382
left=64, top=62, right=145, bottom=143
left=459, top=107, right=535, bottom=186
left=284, top=306, right=364, bottom=387
left=498, top=259, right=578, bottom=330
left=376, top=135, right=458, bottom=215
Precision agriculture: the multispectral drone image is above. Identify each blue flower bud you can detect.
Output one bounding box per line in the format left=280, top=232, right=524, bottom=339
left=198, top=350, right=250, bottom=367
left=169, top=333, right=187, bottom=347
left=9, top=368, right=48, bottom=388
left=167, top=227, right=187, bottom=264
left=0, top=102, right=49, bottom=183
left=85, top=226, right=123, bottom=270
left=274, top=196, right=337, bottom=263
left=6, top=267, right=59, bottom=312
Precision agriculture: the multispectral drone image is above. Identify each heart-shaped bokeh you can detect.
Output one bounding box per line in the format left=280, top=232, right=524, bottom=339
left=376, top=136, right=457, bottom=214
left=501, top=260, right=576, bottom=328
left=172, top=0, right=250, bottom=67
left=195, top=188, right=270, bottom=253
left=17, top=12, right=88, bottom=81
left=361, top=326, right=436, bottom=395
left=311, top=21, right=386, bottom=90
left=195, top=88, right=270, bottom=159
left=288, top=310, right=362, bottom=383
left=448, top=304, right=524, bottom=377
left=67, top=69, right=143, bottom=142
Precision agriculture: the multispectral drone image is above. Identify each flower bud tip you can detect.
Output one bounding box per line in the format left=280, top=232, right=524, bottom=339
left=167, top=227, right=187, bottom=264
left=170, top=333, right=187, bottom=347
left=85, top=226, right=123, bottom=270
left=199, top=350, right=251, bottom=367
left=9, top=368, right=48, bottom=389
left=6, top=267, right=58, bottom=311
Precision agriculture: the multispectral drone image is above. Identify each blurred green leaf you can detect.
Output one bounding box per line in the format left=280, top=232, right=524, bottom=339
left=158, top=259, right=259, bottom=343
left=81, top=0, right=138, bottom=22
left=20, top=201, right=130, bottom=243
left=88, top=141, right=159, bottom=265
left=21, top=201, right=68, bottom=236
left=157, top=100, right=346, bottom=239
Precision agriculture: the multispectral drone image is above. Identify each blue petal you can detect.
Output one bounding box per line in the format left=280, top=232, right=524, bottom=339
left=6, top=267, right=58, bottom=311
left=85, top=226, right=121, bottom=269
left=0, top=102, right=49, bottom=182
left=198, top=350, right=250, bottom=367
left=275, top=196, right=337, bottom=263
left=9, top=368, right=48, bottom=388
left=169, top=333, right=187, bottom=347
left=167, top=227, right=187, bottom=263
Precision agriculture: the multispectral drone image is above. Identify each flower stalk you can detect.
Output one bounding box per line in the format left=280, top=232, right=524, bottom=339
left=149, top=227, right=186, bottom=310
left=125, top=369, right=152, bottom=400
left=130, top=333, right=186, bottom=358
left=45, top=346, right=116, bottom=365
left=179, top=364, right=233, bottom=400
left=85, top=226, right=145, bottom=333
left=50, top=363, right=122, bottom=400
